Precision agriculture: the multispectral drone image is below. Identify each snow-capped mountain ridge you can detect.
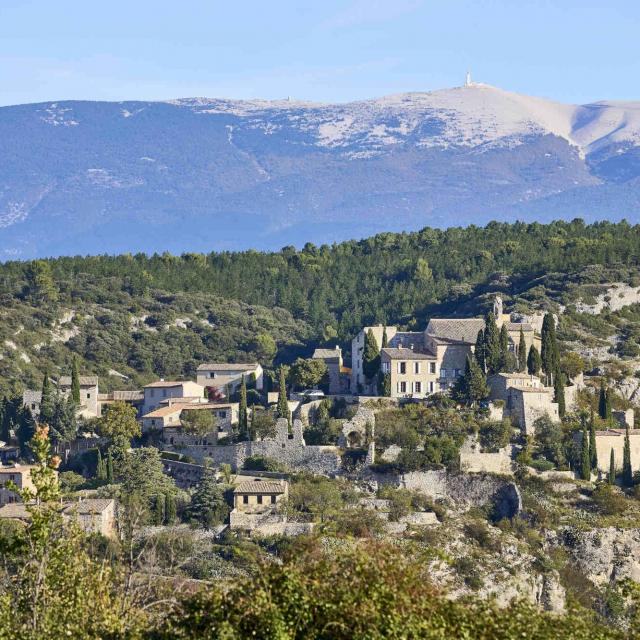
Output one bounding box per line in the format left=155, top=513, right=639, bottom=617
left=2, top=82, right=640, bottom=258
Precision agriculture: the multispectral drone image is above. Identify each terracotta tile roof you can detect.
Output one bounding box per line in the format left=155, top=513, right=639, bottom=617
left=196, top=363, right=259, bottom=372
left=234, top=481, right=287, bottom=494
left=59, top=376, right=98, bottom=387
left=506, top=322, right=534, bottom=332
left=142, top=406, right=184, bottom=419
left=0, top=503, right=30, bottom=519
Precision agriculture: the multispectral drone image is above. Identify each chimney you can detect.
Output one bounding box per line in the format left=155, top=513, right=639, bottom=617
left=410, top=344, right=414, bottom=351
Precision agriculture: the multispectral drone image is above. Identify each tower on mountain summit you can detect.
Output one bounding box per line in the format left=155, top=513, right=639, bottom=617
left=465, top=70, right=472, bottom=87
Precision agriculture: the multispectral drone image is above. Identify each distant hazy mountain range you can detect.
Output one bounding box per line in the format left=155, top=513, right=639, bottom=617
left=2, top=82, right=640, bottom=259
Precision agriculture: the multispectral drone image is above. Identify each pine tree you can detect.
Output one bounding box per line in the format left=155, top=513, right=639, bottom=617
left=623, top=425, right=633, bottom=487
left=164, top=493, right=177, bottom=524
left=475, top=329, right=486, bottom=373
left=541, top=313, right=559, bottom=386
left=40, top=371, right=54, bottom=425
left=106, top=452, right=114, bottom=483
left=276, top=366, right=290, bottom=424
left=362, top=329, right=381, bottom=380
left=608, top=448, right=615, bottom=485
left=71, top=357, right=81, bottom=405
left=498, top=324, right=509, bottom=372
left=518, top=328, right=527, bottom=372
left=554, top=369, right=565, bottom=418
left=589, top=415, right=598, bottom=471
left=527, top=344, right=542, bottom=376
left=580, top=426, right=591, bottom=481
left=238, top=375, right=248, bottom=434
left=96, top=449, right=106, bottom=482
left=483, top=312, right=501, bottom=375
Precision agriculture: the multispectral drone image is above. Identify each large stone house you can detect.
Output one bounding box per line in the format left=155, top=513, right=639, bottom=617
left=576, top=428, right=640, bottom=475
left=141, top=380, right=205, bottom=416
left=229, top=479, right=288, bottom=530
left=0, top=464, right=39, bottom=506
left=196, top=363, right=263, bottom=395
left=351, top=296, right=539, bottom=398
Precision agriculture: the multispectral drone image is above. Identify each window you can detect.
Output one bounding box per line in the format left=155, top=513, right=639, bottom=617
left=398, top=362, right=406, bottom=374
left=414, top=381, right=422, bottom=394
left=414, top=362, right=420, bottom=374
left=271, top=495, right=276, bottom=504
left=150, top=389, right=155, bottom=397
left=257, top=495, right=263, bottom=505
left=429, top=362, right=436, bottom=374
left=209, top=372, right=216, bottom=379
left=242, top=495, right=249, bottom=504
left=86, top=393, right=91, bottom=399
left=454, top=369, right=461, bottom=377
left=429, top=381, right=434, bottom=393
left=399, top=381, right=407, bottom=394
left=382, top=362, right=390, bottom=373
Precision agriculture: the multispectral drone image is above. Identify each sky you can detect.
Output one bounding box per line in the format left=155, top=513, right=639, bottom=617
left=0, top=0, right=639, bottom=107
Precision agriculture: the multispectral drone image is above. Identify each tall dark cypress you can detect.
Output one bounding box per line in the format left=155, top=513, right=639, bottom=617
left=541, top=313, right=558, bottom=386
left=598, top=381, right=608, bottom=420
left=623, top=425, right=633, bottom=487
left=589, top=414, right=598, bottom=471
left=527, top=344, right=542, bottom=376
left=608, top=448, right=615, bottom=485
left=239, top=374, right=248, bottom=434
left=518, top=328, right=527, bottom=373
left=71, top=357, right=81, bottom=405
left=381, top=327, right=389, bottom=348
left=483, top=312, right=500, bottom=375
left=475, top=329, right=486, bottom=373
left=554, top=369, right=565, bottom=418
left=580, top=426, right=591, bottom=481
left=40, top=371, right=54, bottom=424
left=498, top=324, right=509, bottom=372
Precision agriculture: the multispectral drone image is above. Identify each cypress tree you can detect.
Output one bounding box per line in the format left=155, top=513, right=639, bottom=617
left=475, top=329, right=486, bottom=373
left=518, top=328, right=527, bottom=373
left=380, top=372, right=391, bottom=397
left=498, top=324, right=509, bottom=372
left=589, top=414, right=598, bottom=471
left=598, top=381, right=608, bottom=421
left=554, top=369, right=565, bottom=418
left=527, top=344, right=542, bottom=376
left=623, top=425, right=633, bottom=487
left=165, top=493, right=177, bottom=524
left=40, top=371, right=54, bottom=424
left=381, top=327, right=389, bottom=348
left=0, top=397, right=9, bottom=443
left=71, top=357, right=81, bottom=405
left=276, top=366, right=290, bottom=424
left=96, top=449, right=106, bottom=482
left=580, top=426, right=591, bottom=481
left=608, top=448, right=615, bottom=485
left=239, top=375, right=248, bottom=434
left=454, top=355, right=488, bottom=406
left=362, top=329, right=381, bottom=380
left=153, top=494, right=165, bottom=525
left=106, top=452, right=114, bottom=483
left=541, top=313, right=559, bottom=386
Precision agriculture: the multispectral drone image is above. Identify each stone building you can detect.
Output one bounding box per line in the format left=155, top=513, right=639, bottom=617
left=141, top=380, right=205, bottom=416
left=59, top=376, right=100, bottom=418
left=97, top=390, right=144, bottom=416
left=351, top=296, right=538, bottom=397
left=488, top=373, right=559, bottom=435
left=577, top=428, right=640, bottom=475
left=312, top=347, right=349, bottom=394
left=0, top=464, right=44, bottom=506
left=196, top=363, right=263, bottom=394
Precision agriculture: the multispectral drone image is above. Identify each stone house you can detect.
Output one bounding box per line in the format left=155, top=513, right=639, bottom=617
left=59, top=376, right=100, bottom=418
left=22, top=389, right=42, bottom=416
left=0, top=464, right=39, bottom=506
left=350, top=296, right=538, bottom=396
left=380, top=347, right=438, bottom=398
left=161, top=403, right=239, bottom=446
left=0, top=446, right=18, bottom=465
left=196, top=363, right=263, bottom=395
left=141, top=380, right=205, bottom=416
left=0, top=498, right=117, bottom=538
left=97, top=390, right=144, bottom=416
left=488, top=373, right=559, bottom=435
left=312, top=347, right=349, bottom=394
left=229, top=479, right=288, bottom=530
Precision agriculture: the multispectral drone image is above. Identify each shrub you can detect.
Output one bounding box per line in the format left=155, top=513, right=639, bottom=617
left=591, top=483, right=628, bottom=516
left=242, top=455, right=285, bottom=472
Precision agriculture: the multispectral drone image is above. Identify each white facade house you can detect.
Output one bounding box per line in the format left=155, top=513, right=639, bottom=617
left=141, top=380, right=205, bottom=416
left=196, top=363, right=263, bottom=394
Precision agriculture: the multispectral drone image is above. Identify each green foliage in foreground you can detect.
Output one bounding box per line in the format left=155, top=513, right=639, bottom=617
left=153, top=542, right=628, bottom=640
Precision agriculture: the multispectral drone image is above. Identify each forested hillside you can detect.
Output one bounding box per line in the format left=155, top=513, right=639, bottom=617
left=1, top=219, right=640, bottom=394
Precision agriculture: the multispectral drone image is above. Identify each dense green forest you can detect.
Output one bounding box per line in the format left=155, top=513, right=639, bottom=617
left=1, top=219, right=639, bottom=393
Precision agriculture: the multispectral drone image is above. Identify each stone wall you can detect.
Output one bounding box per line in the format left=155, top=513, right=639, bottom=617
left=338, top=406, right=375, bottom=448
left=164, top=419, right=342, bottom=476
left=459, top=436, right=514, bottom=475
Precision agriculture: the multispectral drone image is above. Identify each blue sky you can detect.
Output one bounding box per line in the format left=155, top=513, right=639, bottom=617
left=1, top=0, right=638, bottom=106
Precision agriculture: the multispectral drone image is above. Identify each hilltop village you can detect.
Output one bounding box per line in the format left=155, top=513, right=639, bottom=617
left=2, top=293, right=640, bottom=621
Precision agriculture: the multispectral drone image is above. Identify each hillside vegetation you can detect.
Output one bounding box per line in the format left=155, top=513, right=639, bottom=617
left=1, top=219, right=640, bottom=394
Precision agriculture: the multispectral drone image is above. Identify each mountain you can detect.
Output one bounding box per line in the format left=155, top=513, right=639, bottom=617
left=2, top=82, right=640, bottom=259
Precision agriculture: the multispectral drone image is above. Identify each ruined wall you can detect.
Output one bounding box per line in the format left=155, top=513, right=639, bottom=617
left=459, top=436, right=514, bottom=475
